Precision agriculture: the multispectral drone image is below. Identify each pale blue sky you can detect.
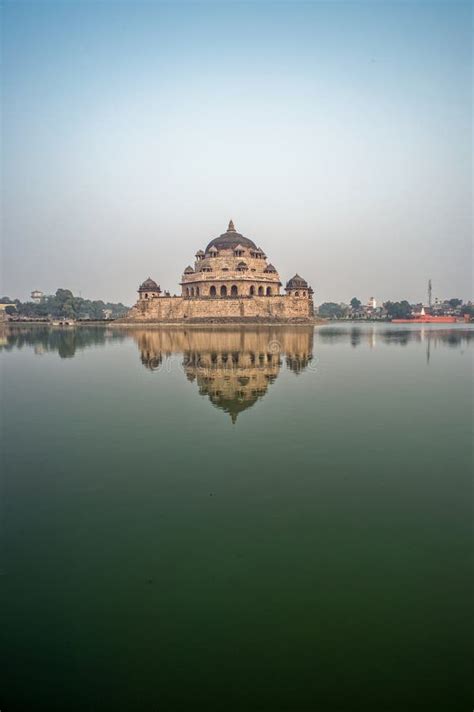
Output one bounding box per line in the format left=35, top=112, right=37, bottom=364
left=2, top=0, right=472, bottom=304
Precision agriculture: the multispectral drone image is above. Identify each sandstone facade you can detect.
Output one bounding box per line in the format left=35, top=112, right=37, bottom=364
left=125, top=220, right=314, bottom=323
left=126, top=293, right=313, bottom=323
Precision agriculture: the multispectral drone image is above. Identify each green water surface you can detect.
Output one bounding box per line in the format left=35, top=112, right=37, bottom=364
left=1, top=323, right=472, bottom=711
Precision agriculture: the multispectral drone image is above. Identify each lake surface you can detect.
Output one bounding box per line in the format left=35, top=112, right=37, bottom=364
left=1, top=323, right=472, bottom=711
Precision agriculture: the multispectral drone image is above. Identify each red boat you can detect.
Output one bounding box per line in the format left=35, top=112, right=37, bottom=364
left=392, top=308, right=457, bottom=324
left=392, top=316, right=457, bottom=323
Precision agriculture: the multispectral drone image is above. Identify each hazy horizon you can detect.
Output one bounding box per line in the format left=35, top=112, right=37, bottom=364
left=2, top=0, right=472, bottom=306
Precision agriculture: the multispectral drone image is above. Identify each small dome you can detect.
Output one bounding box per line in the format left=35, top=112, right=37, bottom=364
left=206, top=220, right=258, bottom=252
left=265, top=263, right=277, bottom=273
left=237, top=261, right=248, bottom=269
left=184, top=265, right=194, bottom=274
left=286, top=274, right=308, bottom=290
left=139, top=277, right=160, bottom=292
left=195, top=249, right=205, bottom=256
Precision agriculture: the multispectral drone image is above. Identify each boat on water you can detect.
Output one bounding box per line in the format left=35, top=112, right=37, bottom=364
left=392, top=307, right=457, bottom=324
left=392, top=316, right=457, bottom=323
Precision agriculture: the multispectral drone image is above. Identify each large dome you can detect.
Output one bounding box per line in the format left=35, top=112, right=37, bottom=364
left=139, top=277, right=160, bottom=292
left=286, top=274, right=308, bottom=290
left=205, top=220, right=257, bottom=252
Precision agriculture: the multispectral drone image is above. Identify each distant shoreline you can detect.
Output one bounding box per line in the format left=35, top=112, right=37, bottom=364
left=3, top=319, right=471, bottom=329
left=3, top=319, right=327, bottom=329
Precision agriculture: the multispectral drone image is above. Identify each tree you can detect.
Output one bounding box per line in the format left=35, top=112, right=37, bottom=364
left=384, top=300, right=412, bottom=319
left=54, top=289, right=76, bottom=318
left=448, top=298, right=462, bottom=308
left=350, top=297, right=361, bottom=310
left=318, top=302, right=347, bottom=319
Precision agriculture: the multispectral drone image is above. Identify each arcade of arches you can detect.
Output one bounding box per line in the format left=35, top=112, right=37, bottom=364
left=184, top=283, right=275, bottom=298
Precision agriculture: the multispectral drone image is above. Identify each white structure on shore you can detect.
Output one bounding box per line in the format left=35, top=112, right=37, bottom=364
left=31, top=290, right=44, bottom=303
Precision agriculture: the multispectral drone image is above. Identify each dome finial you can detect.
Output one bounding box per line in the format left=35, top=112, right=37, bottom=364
left=227, top=219, right=236, bottom=232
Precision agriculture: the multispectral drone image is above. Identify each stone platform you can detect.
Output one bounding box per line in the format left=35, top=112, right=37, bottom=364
left=120, top=294, right=315, bottom=324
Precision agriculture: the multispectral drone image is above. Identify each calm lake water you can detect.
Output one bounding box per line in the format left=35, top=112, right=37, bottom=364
left=1, top=323, right=472, bottom=711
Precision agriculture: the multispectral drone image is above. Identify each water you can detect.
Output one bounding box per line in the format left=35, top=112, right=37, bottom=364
left=1, top=323, right=472, bottom=711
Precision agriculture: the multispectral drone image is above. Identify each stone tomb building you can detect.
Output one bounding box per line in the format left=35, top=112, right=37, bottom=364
left=126, top=221, right=314, bottom=323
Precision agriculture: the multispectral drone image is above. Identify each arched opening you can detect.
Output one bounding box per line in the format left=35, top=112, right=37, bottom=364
left=302, top=291, right=306, bottom=296
left=196, top=287, right=200, bottom=296
left=145, top=293, right=149, bottom=299
left=220, top=285, right=227, bottom=297
left=258, top=286, right=264, bottom=296
left=190, top=287, right=195, bottom=297
left=210, top=285, right=216, bottom=297
left=249, top=285, right=255, bottom=296
left=266, top=287, right=272, bottom=296
left=294, top=291, right=299, bottom=297
left=231, top=285, right=238, bottom=297
left=185, top=288, right=189, bottom=296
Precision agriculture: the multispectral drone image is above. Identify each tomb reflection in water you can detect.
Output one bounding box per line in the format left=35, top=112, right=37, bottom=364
left=134, top=327, right=315, bottom=422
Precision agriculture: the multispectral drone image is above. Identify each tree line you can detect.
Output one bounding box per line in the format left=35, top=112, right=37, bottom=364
left=318, top=297, right=471, bottom=320
left=0, top=289, right=129, bottom=320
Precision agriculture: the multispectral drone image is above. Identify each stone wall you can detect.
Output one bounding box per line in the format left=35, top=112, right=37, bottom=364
left=123, top=294, right=314, bottom=323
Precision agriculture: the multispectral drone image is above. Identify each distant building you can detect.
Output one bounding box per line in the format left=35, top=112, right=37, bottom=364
left=367, top=296, right=377, bottom=310
left=31, top=290, right=44, bottom=303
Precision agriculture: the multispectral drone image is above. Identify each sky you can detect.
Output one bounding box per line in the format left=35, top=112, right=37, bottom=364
left=1, top=0, right=472, bottom=306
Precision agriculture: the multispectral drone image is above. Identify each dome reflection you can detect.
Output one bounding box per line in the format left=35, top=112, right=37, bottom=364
left=135, top=327, right=314, bottom=422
